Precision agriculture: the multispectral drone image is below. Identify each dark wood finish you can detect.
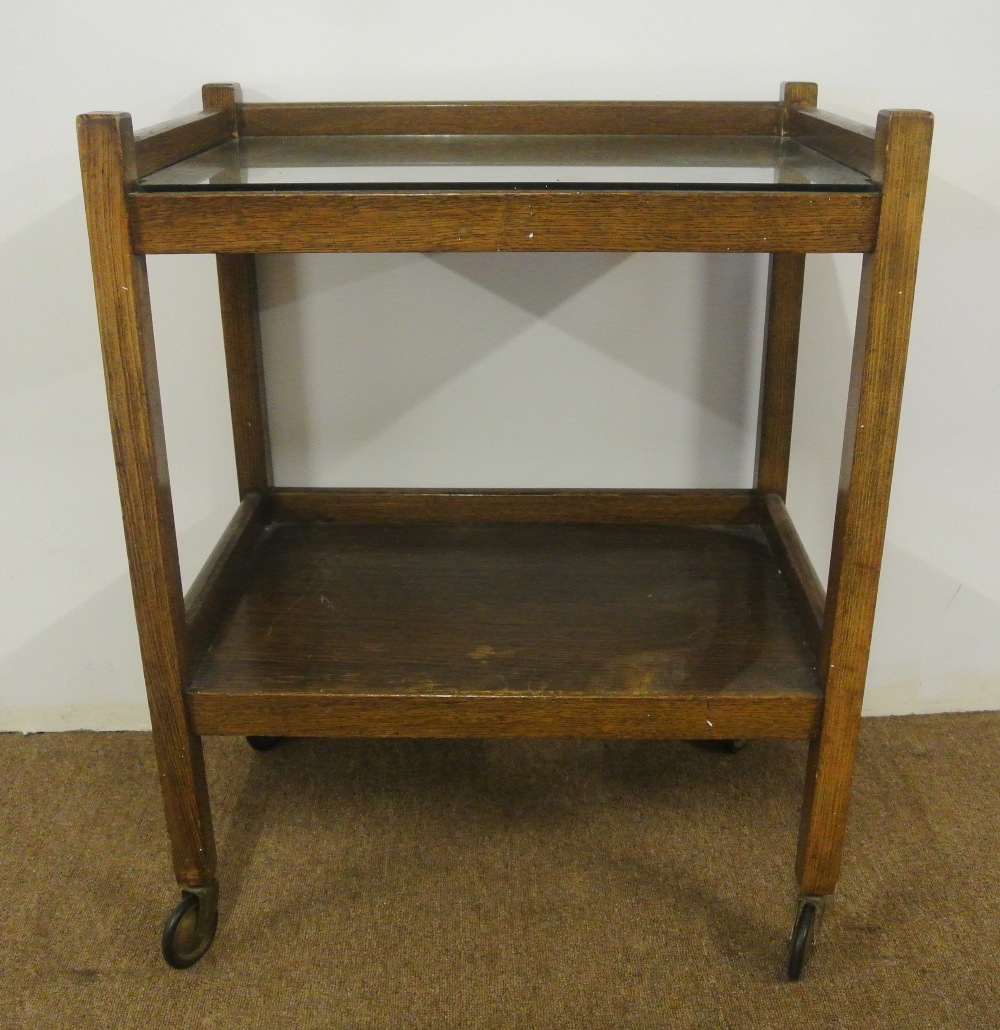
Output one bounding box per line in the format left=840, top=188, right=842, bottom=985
left=133, top=110, right=231, bottom=179
left=201, top=81, right=241, bottom=119
left=754, top=84, right=817, bottom=499
left=190, top=693, right=820, bottom=740
left=797, top=109, right=933, bottom=896
left=77, top=113, right=216, bottom=887
left=780, top=83, right=819, bottom=131
left=128, top=189, right=880, bottom=255
left=80, top=86, right=934, bottom=955
left=216, top=254, right=273, bottom=495
left=187, top=523, right=821, bottom=739
left=239, top=101, right=783, bottom=137
left=271, top=488, right=762, bottom=525
left=761, top=493, right=825, bottom=652
left=184, top=491, right=269, bottom=661
left=756, top=253, right=807, bottom=494
left=788, top=107, right=877, bottom=179
left=202, top=85, right=275, bottom=498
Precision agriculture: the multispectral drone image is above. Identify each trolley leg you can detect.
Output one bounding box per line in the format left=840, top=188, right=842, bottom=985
left=793, top=110, right=932, bottom=977
left=217, top=251, right=273, bottom=498
left=78, top=113, right=218, bottom=903
left=755, top=251, right=807, bottom=500
left=755, top=82, right=816, bottom=501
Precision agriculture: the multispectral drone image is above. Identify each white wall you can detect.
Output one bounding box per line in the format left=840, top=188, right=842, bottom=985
left=2, top=1, right=998, bottom=730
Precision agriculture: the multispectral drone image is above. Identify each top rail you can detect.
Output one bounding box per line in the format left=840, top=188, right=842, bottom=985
left=237, top=101, right=783, bottom=137
left=134, top=109, right=233, bottom=178
left=786, top=105, right=877, bottom=177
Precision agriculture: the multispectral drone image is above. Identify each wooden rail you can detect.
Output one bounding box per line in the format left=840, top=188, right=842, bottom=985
left=787, top=106, right=877, bottom=178
left=134, top=110, right=233, bottom=178
left=128, top=189, right=880, bottom=254
left=238, top=101, right=784, bottom=137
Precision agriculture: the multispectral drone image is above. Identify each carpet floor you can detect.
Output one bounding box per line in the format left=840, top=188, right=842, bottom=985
left=1, top=712, right=997, bottom=1028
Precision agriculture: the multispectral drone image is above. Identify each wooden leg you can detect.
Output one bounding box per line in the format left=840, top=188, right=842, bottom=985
left=78, top=112, right=216, bottom=887
left=796, top=110, right=933, bottom=896
left=755, top=82, right=817, bottom=500
left=217, top=253, right=273, bottom=496
left=755, top=252, right=807, bottom=498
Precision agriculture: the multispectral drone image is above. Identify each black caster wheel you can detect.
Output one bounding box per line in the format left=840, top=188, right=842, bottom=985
left=161, top=887, right=218, bottom=969
left=787, top=900, right=818, bottom=981
left=246, top=735, right=282, bottom=751
left=692, top=739, right=749, bottom=753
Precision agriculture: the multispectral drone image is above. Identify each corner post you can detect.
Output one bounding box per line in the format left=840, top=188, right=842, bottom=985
left=796, top=109, right=933, bottom=895
left=77, top=111, right=216, bottom=887
left=754, top=82, right=818, bottom=500
left=203, top=82, right=274, bottom=497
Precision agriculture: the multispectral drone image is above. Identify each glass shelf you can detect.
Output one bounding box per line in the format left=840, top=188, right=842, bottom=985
left=140, top=134, right=874, bottom=192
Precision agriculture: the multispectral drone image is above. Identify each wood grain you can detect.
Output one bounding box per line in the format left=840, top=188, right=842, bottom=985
left=216, top=254, right=273, bottom=495
left=788, top=107, right=877, bottom=179
left=779, top=83, right=819, bottom=130
left=269, top=488, right=762, bottom=525
left=184, top=491, right=269, bottom=662
left=187, top=523, right=821, bottom=740
left=77, top=112, right=216, bottom=887
left=128, top=189, right=880, bottom=254
left=189, top=693, right=820, bottom=740
left=133, top=110, right=231, bottom=179
left=797, top=109, right=933, bottom=895
left=761, top=493, right=825, bottom=652
left=755, top=252, right=807, bottom=496
left=239, top=101, right=783, bottom=137
left=201, top=82, right=242, bottom=117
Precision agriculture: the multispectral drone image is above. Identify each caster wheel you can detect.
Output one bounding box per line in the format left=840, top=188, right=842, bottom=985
left=246, top=735, right=282, bottom=751
left=161, top=888, right=218, bottom=969
left=692, top=739, right=749, bottom=753
left=787, top=900, right=818, bottom=981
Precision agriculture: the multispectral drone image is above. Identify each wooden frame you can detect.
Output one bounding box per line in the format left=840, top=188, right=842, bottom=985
left=78, top=81, right=932, bottom=973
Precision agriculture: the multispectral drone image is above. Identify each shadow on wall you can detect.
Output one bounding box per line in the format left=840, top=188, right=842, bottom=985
left=257, top=252, right=768, bottom=488
left=865, top=542, right=1000, bottom=716
left=786, top=252, right=862, bottom=589
left=0, top=509, right=234, bottom=732
left=0, top=571, right=148, bottom=731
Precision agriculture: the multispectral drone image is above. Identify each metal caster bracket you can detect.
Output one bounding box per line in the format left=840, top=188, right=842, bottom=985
left=161, top=882, right=219, bottom=969
left=787, top=894, right=828, bottom=981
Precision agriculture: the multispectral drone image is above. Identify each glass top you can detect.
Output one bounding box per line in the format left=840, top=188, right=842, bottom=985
left=140, top=134, right=874, bottom=192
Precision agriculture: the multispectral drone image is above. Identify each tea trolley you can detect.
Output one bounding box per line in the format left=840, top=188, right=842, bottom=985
left=78, top=82, right=932, bottom=978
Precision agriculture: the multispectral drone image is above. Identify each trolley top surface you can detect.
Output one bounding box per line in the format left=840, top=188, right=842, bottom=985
left=139, top=133, right=874, bottom=192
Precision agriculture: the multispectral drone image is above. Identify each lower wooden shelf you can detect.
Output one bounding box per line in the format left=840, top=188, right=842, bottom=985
left=187, top=519, right=821, bottom=740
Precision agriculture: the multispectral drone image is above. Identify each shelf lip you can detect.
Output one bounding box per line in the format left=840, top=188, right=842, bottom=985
left=236, top=100, right=787, bottom=138
left=788, top=105, right=877, bottom=178
left=269, top=487, right=763, bottom=525
left=187, top=692, right=822, bottom=740
left=128, top=188, right=879, bottom=254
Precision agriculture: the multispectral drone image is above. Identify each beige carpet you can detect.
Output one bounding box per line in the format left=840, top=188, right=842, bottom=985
left=1, top=713, right=998, bottom=1028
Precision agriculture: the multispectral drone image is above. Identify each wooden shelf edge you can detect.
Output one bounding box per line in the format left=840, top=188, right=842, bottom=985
left=787, top=106, right=877, bottom=178
left=188, top=692, right=821, bottom=740
left=237, top=100, right=784, bottom=137
left=127, top=189, right=879, bottom=255
left=133, top=110, right=233, bottom=179
left=268, top=487, right=763, bottom=525
left=184, top=491, right=270, bottom=661
left=761, top=493, right=825, bottom=653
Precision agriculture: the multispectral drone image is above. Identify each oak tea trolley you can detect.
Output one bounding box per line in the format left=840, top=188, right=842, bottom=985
left=77, top=81, right=932, bottom=979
